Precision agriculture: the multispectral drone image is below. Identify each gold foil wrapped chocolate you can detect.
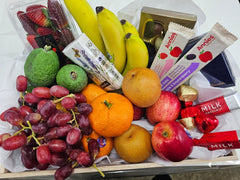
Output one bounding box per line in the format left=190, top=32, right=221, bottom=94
left=177, top=84, right=198, bottom=102
left=179, top=117, right=195, bottom=130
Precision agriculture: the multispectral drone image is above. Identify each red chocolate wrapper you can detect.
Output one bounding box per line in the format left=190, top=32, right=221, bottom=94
left=181, top=92, right=240, bottom=118
left=193, top=130, right=240, bottom=150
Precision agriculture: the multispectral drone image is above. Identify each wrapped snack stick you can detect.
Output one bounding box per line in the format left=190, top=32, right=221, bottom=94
left=63, top=33, right=123, bottom=91
left=161, top=23, right=238, bottom=92
left=181, top=92, right=240, bottom=118
left=150, top=22, right=195, bottom=79
left=193, top=130, right=240, bottom=150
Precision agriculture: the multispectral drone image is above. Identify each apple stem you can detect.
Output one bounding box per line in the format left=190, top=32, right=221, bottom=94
left=103, top=100, right=112, bottom=109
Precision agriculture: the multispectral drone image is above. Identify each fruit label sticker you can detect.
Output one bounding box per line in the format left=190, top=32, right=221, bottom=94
left=63, top=33, right=123, bottom=91
left=161, top=23, right=238, bottom=92
left=97, top=136, right=106, bottom=148
left=150, top=22, right=195, bottom=79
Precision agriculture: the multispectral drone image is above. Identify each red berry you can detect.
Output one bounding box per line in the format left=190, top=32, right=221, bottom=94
left=24, top=93, right=41, bottom=104
left=16, top=75, right=28, bottom=92
left=4, top=110, right=24, bottom=126
left=26, top=5, right=51, bottom=27
left=2, top=135, right=27, bottom=151
left=50, top=85, right=69, bottom=98
left=0, top=107, right=19, bottom=121
left=77, top=151, right=94, bottom=167
left=66, top=127, right=82, bottom=145
left=59, top=28, right=74, bottom=46
left=19, top=105, right=34, bottom=118
left=48, top=0, right=69, bottom=29
left=61, top=97, right=76, bottom=110
left=37, top=27, right=61, bottom=42
left=17, top=11, right=38, bottom=35
left=36, top=145, right=51, bottom=164
left=48, top=139, right=67, bottom=153
left=32, top=87, right=52, bottom=99
left=27, top=35, right=39, bottom=49
left=0, top=133, right=11, bottom=146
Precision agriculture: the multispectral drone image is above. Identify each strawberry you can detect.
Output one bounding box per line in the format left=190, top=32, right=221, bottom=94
left=37, top=27, right=61, bottom=42
left=17, top=11, right=38, bottom=35
left=48, top=0, right=68, bottom=29
left=26, top=5, right=51, bottom=27
left=27, top=35, right=39, bottom=49
left=59, top=28, right=74, bottom=46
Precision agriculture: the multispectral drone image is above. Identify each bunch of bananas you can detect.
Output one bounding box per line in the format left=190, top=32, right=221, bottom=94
left=64, top=0, right=149, bottom=75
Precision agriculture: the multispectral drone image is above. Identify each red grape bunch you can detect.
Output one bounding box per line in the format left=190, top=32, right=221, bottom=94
left=0, top=75, right=104, bottom=180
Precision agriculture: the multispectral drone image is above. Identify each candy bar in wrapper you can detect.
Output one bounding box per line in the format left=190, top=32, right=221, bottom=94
left=63, top=33, right=123, bottom=91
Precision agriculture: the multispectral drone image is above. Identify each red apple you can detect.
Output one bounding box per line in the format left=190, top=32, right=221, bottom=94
left=133, top=104, right=145, bottom=120
left=146, top=91, right=181, bottom=123
left=151, top=121, right=193, bottom=162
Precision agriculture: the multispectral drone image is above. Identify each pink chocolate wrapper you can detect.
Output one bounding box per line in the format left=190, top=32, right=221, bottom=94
left=161, top=22, right=238, bottom=92
left=150, top=22, right=195, bottom=79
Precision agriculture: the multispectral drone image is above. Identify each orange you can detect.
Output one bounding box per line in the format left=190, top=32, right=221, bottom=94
left=81, top=130, right=113, bottom=158
left=89, top=93, right=134, bottom=137
left=81, top=83, right=107, bottom=104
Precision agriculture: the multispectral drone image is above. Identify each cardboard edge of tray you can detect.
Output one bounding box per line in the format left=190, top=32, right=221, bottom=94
left=0, top=150, right=238, bottom=179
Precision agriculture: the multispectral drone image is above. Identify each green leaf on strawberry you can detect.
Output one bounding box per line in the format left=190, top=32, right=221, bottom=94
left=41, top=8, right=55, bottom=31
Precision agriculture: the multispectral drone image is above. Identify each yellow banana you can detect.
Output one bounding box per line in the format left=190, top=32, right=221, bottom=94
left=120, top=19, right=139, bottom=36
left=64, top=0, right=106, bottom=56
left=96, top=6, right=126, bottom=73
left=122, top=33, right=149, bottom=76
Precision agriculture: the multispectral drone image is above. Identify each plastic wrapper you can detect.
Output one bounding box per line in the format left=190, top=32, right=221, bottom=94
left=6, top=0, right=80, bottom=66
left=117, top=0, right=206, bottom=33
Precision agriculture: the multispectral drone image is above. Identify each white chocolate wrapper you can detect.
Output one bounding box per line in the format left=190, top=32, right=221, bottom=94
left=63, top=33, right=123, bottom=91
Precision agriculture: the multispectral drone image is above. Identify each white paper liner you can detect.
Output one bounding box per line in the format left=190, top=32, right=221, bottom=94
left=1, top=48, right=240, bottom=173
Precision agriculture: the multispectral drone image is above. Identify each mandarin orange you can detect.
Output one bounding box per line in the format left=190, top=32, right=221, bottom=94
left=81, top=130, right=113, bottom=158
left=89, top=93, right=134, bottom=137
left=81, top=83, right=107, bottom=104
